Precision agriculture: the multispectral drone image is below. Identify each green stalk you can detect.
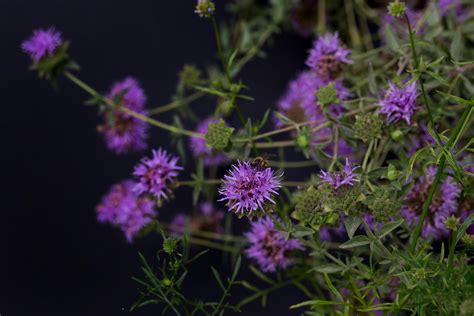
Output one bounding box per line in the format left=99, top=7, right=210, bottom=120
left=64, top=71, right=203, bottom=138
left=410, top=104, right=473, bottom=252
left=148, top=92, right=205, bottom=115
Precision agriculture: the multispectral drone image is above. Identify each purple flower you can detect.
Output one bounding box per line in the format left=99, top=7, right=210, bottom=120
left=379, top=81, right=418, bottom=124
left=21, top=27, right=62, bottom=62
left=96, top=180, right=156, bottom=242
left=402, top=167, right=460, bottom=239
left=219, top=161, right=282, bottom=215
left=190, top=117, right=229, bottom=166
left=170, top=202, right=225, bottom=236
left=133, top=148, right=183, bottom=202
left=245, top=217, right=304, bottom=272
left=98, top=77, right=149, bottom=154
left=320, top=158, right=360, bottom=189
left=306, top=33, right=352, bottom=80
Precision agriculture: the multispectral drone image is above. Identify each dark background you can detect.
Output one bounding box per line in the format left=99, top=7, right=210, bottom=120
left=1, top=0, right=311, bottom=315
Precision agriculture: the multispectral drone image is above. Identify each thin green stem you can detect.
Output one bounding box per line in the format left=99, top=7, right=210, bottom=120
left=362, top=140, right=374, bottom=172
left=211, top=17, right=230, bottom=82
left=148, top=92, right=205, bottom=115
left=64, top=71, right=203, bottom=138
left=328, top=126, right=339, bottom=171
left=410, top=104, right=473, bottom=251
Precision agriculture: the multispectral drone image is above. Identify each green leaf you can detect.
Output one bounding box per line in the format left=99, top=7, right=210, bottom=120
left=456, top=213, right=474, bottom=245
left=249, top=265, right=275, bottom=285
left=290, top=300, right=344, bottom=309
left=377, top=219, right=404, bottom=239
left=323, top=273, right=344, bottom=301
left=385, top=26, right=400, bottom=52
left=344, top=215, right=362, bottom=239
left=406, top=147, right=430, bottom=181
left=450, top=28, right=463, bottom=61
left=312, top=264, right=345, bottom=273
left=211, top=266, right=225, bottom=291
left=339, top=235, right=371, bottom=249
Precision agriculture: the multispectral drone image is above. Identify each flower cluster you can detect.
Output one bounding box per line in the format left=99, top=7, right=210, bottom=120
left=133, top=148, right=183, bottom=203
left=96, top=180, right=156, bottom=242
left=245, top=217, right=304, bottom=272
left=97, top=77, right=149, bottom=154
left=219, top=161, right=282, bottom=215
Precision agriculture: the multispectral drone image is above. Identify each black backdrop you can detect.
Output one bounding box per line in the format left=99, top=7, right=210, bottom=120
left=1, top=1, right=313, bottom=315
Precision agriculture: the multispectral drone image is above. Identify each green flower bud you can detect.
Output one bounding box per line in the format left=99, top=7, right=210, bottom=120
left=163, top=237, right=178, bottom=254
left=386, top=164, right=402, bottom=181
left=363, top=186, right=400, bottom=222
left=195, top=0, right=215, bottom=18
left=162, top=278, right=172, bottom=286
left=316, top=82, right=339, bottom=107
left=391, top=129, right=404, bottom=141
left=179, top=64, right=202, bottom=88
left=205, top=119, right=234, bottom=150
left=354, top=113, right=383, bottom=143
left=445, top=215, right=460, bottom=231
left=387, top=1, right=406, bottom=18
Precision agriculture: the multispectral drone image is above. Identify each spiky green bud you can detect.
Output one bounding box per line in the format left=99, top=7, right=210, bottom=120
left=354, top=113, right=383, bottom=143
left=205, top=119, right=234, bottom=150
left=179, top=64, right=202, bottom=88
left=364, top=186, right=400, bottom=222
left=163, top=237, right=178, bottom=254
left=316, top=82, right=339, bottom=106
left=387, top=1, right=406, bottom=18
left=445, top=215, right=460, bottom=231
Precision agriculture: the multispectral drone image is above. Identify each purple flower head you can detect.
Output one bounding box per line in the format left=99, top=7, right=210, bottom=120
left=402, top=167, right=460, bottom=239
left=98, top=77, right=149, bottom=154
left=219, top=161, right=282, bottom=215
left=245, top=217, right=304, bottom=272
left=133, top=148, right=183, bottom=202
left=96, top=180, right=156, bottom=242
left=190, top=117, right=229, bottom=166
left=379, top=81, right=418, bottom=124
left=320, top=158, right=360, bottom=189
left=306, top=33, right=352, bottom=80
left=21, top=27, right=62, bottom=62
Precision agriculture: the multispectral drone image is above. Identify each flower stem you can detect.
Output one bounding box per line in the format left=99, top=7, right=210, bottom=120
left=63, top=71, right=203, bottom=138
left=148, top=92, right=205, bottom=115
left=410, top=104, right=473, bottom=252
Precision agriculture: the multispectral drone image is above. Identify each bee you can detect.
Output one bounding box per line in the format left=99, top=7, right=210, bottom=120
left=251, top=153, right=274, bottom=170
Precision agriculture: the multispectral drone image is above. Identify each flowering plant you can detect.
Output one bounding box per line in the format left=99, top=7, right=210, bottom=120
left=23, top=0, right=474, bottom=314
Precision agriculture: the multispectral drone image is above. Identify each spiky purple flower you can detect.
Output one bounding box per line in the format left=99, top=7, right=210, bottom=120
left=245, top=217, right=304, bottom=272
left=219, top=161, right=282, bottom=215
left=190, top=117, right=229, bottom=166
left=98, top=77, right=149, bottom=154
left=21, top=27, right=62, bottom=62
left=379, top=81, right=418, bottom=124
left=133, top=148, right=183, bottom=202
left=402, top=167, right=460, bottom=239
left=320, top=158, right=360, bottom=189
left=96, top=180, right=156, bottom=242
left=306, top=33, right=352, bottom=80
